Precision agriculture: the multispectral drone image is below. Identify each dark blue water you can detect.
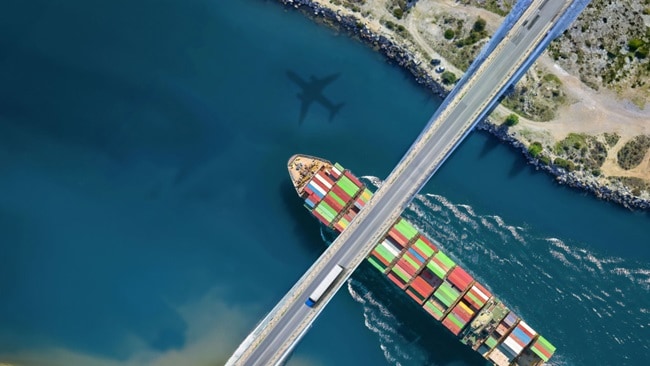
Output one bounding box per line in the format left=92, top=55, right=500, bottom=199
left=0, top=1, right=647, bottom=365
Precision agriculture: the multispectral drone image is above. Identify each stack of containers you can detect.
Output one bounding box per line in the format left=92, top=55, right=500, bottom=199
left=313, top=200, right=336, bottom=226
left=529, top=335, right=556, bottom=363
left=487, top=311, right=520, bottom=364
left=422, top=251, right=457, bottom=319
left=369, top=238, right=401, bottom=273
left=427, top=280, right=461, bottom=321
left=462, top=282, right=492, bottom=313
left=336, top=173, right=361, bottom=199
left=405, top=236, right=440, bottom=304
left=394, top=219, right=419, bottom=242
left=500, top=321, right=537, bottom=362
left=441, top=268, right=476, bottom=335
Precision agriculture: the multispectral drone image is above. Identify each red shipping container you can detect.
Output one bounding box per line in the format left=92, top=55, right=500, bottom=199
left=312, top=209, right=330, bottom=226
left=308, top=192, right=322, bottom=205
left=463, top=294, right=481, bottom=311
left=410, top=276, right=434, bottom=297
left=333, top=222, right=344, bottom=233
left=332, top=185, right=351, bottom=202
left=387, top=272, right=406, bottom=289
left=371, top=251, right=391, bottom=266
left=442, top=317, right=462, bottom=335
left=324, top=194, right=343, bottom=213
left=448, top=267, right=474, bottom=290
left=406, top=288, right=426, bottom=304
left=344, top=171, right=363, bottom=188
left=388, top=228, right=408, bottom=247
left=397, top=259, right=417, bottom=277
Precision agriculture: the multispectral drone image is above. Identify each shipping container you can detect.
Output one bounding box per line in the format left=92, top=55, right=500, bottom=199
left=447, top=267, right=474, bottom=291
left=343, top=170, right=364, bottom=188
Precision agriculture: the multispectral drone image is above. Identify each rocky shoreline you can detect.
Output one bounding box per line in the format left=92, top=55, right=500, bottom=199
left=278, top=0, right=650, bottom=211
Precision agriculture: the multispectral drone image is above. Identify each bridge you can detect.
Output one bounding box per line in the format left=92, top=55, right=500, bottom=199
left=227, top=0, right=581, bottom=364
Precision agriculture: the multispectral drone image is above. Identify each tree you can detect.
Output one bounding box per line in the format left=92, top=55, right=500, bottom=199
left=441, top=71, right=457, bottom=85
left=473, top=17, right=486, bottom=33
left=504, top=113, right=519, bottom=127
left=528, top=142, right=543, bottom=158
left=444, top=29, right=455, bottom=40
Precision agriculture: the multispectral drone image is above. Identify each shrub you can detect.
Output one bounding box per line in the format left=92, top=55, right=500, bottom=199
left=603, top=132, right=620, bottom=147
left=628, top=38, right=644, bottom=52
left=441, top=71, right=457, bottom=84
left=504, top=114, right=519, bottom=127
left=444, top=29, right=455, bottom=40
left=393, top=8, right=403, bottom=19
left=553, top=157, right=576, bottom=172
left=617, top=135, right=650, bottom=170
left=473, top=17, right=486, bottom=33
left=528, top=142, right=543, bottom=157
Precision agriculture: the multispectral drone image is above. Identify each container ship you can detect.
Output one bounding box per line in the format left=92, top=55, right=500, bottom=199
left=288, top=154, right=556, bottom=366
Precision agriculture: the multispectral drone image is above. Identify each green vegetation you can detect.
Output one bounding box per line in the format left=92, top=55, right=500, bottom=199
left=393, top=8, right=404, bottom=19
left=553, top=158, right=576, bottom=172
left=441, top=71, right=457, bottom=84
left=628, top=38, right=644, bottom=52
left=444, top=29, right=456, bottom=40
left=603, top=132, right=620, bottom=147
left=455, top=17, right=488, bottom=47
left=539, top=155, right=551, bottom=165
left=553, top=133, right=607, bottom=172
left=542, top=73, right=562, bottom=84
left=617, top=135, right=650, bottom=170
left=528, top=142, right=543, bottom=158
left=504, top=114, right=519, bottom=127
left=554, top=133, right=588, bottom=154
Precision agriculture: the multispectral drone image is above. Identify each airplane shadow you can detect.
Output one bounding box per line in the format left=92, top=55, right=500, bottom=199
left=286, top=70, right=345, bottom=125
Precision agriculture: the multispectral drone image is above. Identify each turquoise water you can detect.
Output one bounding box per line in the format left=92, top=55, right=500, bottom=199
left=0, top=1, right=648, bottom=365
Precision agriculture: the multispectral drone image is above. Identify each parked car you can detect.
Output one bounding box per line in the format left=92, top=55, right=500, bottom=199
left=435, top=66, right=445, bottom=73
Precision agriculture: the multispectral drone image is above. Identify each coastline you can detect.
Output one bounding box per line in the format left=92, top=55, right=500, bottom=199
left=277, top=0, right=650, bottom=211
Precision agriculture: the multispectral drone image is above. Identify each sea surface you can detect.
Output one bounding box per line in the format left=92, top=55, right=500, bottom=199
left=0, top=1, right=648, bottom=365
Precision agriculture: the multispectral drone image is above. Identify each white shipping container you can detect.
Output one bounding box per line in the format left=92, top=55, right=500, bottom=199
left=315, top=173, right=332, bottom=189
left=309, top=181, right=327, bottom=197
left=381, top=239, right=400, bottom=257
left=503, top=336, right=524, bottom=355
left=472, top=285, right=490, bottom=302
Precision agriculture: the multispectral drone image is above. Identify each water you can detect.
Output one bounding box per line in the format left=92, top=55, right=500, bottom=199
left=0, top=1, right=647, bottom=365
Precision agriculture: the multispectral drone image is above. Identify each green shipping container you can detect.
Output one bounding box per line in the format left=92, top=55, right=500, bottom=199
left=446, top=313, right=465, bottom=328
left=392, top=265, right=411, bottom=283
left=374, top=245, right=396, bottom=262
left=316, top=205, right=334, bottom=221
left=367, top=257, right=386, bottom=272
left=434, top=251, right=455, bottom=270
left=485, top=336, right=498, bottom=349
left=329, top=191, right=346, bottom=207
left=396, top=219, right=418, bottom=238
left=424, top=300, right=445, bottom=319
left=403, top=253, right=420, bottom=269
left=334, top=163, right=345, bottom=172
left=427, top=260, right=448, bottom=279
left=414, top=238, right=436, bottom=258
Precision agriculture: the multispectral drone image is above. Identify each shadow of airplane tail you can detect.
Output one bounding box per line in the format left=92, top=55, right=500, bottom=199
left=328, top=102, right=344, bottom=122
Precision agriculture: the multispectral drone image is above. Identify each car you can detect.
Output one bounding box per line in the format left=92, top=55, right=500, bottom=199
left=435, top=66, right=445, bottom=73
left=430, top=58, right=441, bottom=66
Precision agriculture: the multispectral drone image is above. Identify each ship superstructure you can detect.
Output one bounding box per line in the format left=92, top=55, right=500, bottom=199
left=287, top=154, right=556, bottom=366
